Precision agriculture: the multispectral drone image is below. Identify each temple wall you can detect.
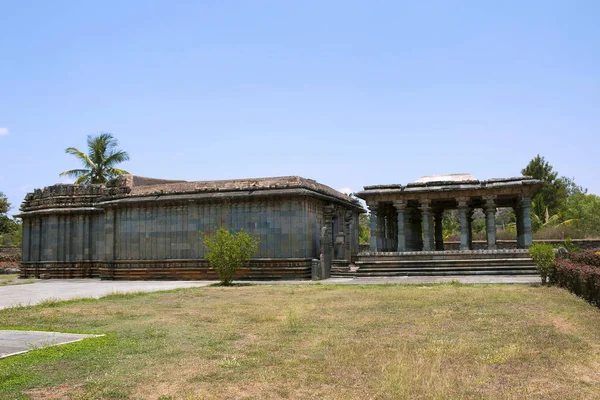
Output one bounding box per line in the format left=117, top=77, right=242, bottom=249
left=22, top=213, right=105, bottom=263
left=21, top=196, right=334, bottom=265
left=106, top=198, right=317, bottom=261
left=19, top=180, right=364, bottom=280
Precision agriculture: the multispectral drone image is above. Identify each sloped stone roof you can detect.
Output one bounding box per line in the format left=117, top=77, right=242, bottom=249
left=413, top=173, right=478, bottom=184
left=120, top=175, right=362, bottom=209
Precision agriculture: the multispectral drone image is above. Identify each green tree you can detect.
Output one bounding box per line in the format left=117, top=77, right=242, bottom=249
left=59, top=133, right=130, bottom=184
left=0, top=192, right=21, bottom=246
left=563, top=192, right=600, bottom=238
left=522, top=155, right=568, bottom=228
left=358, top=213, right=370, bottom=245
left=203, top=227, right=260, bottom=286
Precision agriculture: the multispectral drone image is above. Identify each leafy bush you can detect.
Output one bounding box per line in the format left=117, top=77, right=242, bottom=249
left=563, top=237, right=580, bottom=253
left=555, top=258, right=600, bottom=306
left=529, top=243, right=556, bottom=285
left=570, top=249, right=600, bottom=268
left=202, top=227, right=260, bottom=286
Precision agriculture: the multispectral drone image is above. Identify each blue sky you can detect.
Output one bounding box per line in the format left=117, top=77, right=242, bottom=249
left=1, top=1, right=599, bottom=215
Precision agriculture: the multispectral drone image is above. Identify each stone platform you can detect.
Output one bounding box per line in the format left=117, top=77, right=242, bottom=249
left=333, top=249, right=537, bottom=277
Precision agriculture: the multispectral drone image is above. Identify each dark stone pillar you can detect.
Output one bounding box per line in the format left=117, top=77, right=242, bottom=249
left=393, top=200, right=407, bottom=252
left=515, top=203, right=524, bottom=249
left=420, top=200, right=434, bottom=251
left=434, top=210, right=444, bottom=251
left=368, top=203, right=378, bottom=252
left=521, top=196, right=533, bottom=248
left=404, top=209, right=413, bottom=251
left=484, top=195, right=497, bottom=250
left=411, top=208, right=422, bottom=251
left=344, top=211, right=353, bottom=261
left=457, top=197, right=471, bottom=251
left=320, top=205, right=335, bottom=279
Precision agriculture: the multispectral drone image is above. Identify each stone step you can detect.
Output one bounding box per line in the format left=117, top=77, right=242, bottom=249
left=354, top=269, right=537, bottom=277
left=356, top=265, right=536, bottom=273
left=356, top=258, right=534, bottom=266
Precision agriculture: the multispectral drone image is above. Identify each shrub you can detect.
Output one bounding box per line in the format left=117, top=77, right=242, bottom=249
left=563, top=237, right=581, bottom=253
left=202, top=227, right=260, bottom=286
left=529, top=243, right=556, bottom=285
left=570, top=249, right=600, bottom=268
left=555, top=258, right=600, bottom=306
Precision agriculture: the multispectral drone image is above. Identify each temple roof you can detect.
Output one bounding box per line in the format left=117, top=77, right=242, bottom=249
left=110, top=175, right=364, bottom=210
left=413, top=173, right=477, bottom=184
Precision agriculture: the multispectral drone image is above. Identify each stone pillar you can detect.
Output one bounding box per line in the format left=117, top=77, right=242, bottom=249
left=320, top=205, right=335, bottom=278
left=483, top=195, right=497, bottom=250
left=404, top=208, right=413, bottom=251
left=344, top=211, right=353, bottom=261
left=411, top=208, right=423, bottom=251
left=457, top=197, right=471, bottom=251
left=377, top=207, right=386, bottom=251
left=521, top=196, right=533, bottom=248
left=515, top=203, right=524, bottom=249
left=420, top=200, right=434, bottom=251
left=393, top=200, right=407, bottom=252
left=368, top=203, right=378, bottom=252
left=22, top=218, right=31, bottom=262
left=467, top=208, right=474, bottom=250
left=434, top=210, right=444, bottom=251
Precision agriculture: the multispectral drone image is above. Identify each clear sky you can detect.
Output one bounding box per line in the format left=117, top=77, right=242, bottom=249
left=1, top=1, right=599, bottom=215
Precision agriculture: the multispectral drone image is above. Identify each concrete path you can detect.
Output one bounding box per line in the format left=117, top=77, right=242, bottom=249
left=0, top=330, right=102, bottom=359
left=0, top=275, right=540, bottom=310
left=0, top=279, right=215, bottom=310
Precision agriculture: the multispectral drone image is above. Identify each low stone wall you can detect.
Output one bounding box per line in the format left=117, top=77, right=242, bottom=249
left=360, top=239, right=600, bottom=253
left=0, top=246, right=21, bottom=273
left=444, top=239, right=600, bottom=251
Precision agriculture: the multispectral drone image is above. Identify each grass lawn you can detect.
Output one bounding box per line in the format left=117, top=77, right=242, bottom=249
left=1, top=283, right=600, bottom=399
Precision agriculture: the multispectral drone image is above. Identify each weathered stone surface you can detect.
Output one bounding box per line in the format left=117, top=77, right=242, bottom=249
left=358, top=174, right=542, bottom=253
left=18, top=175, right=364, bottom=280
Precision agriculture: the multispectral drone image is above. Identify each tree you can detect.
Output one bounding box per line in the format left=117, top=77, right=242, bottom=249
left=0, top=192, right=21, bottom=246
left=358, top=213, right=370, bottom=245
left=60, top=133, right=130, bottom=184
left=522, top=155, right=568, bottom=228
left=203, top=227, right=260, bottom=285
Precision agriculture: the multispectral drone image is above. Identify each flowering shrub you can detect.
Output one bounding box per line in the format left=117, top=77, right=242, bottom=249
left=555, top=257, right=600, bottom=306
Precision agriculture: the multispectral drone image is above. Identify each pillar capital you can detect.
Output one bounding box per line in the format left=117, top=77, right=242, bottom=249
left=392, top=200, right=407, bottom=211
left=456, top=196, right=470, bottom=209
left=483, top=195, right=497, bottom=213
left=366, top=202, right=379, bottom=214
left=419, top=199, right=432, bottom=213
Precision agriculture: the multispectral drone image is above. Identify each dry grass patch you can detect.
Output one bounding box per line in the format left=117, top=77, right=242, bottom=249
left=1, top=284, right=600, bottom=399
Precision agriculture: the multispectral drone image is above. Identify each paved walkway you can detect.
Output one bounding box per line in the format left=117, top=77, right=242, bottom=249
left=0, top=330, right=102, bottom=359
left=0, top=275, right=540, bottom=310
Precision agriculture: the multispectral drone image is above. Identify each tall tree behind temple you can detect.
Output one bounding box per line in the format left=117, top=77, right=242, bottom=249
left=0, top=191, right=21, bottom=246
left=60, top=133, right=130, bottom=184
left=522, top=155, right=568, bottom=223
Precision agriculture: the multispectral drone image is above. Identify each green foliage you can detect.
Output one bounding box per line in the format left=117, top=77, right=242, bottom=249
left=528, top=243, right=556, bottom=285
left=358, top=213, right=370, bottom=245
left=563, top=238, right=580, bottom=253
left=442, top=211, right=460, bottom=240
left=522, top=155, right=568, bottom=223
left=59, top=133, right=130, bottom=184
left=202, top=227, right=260, bottom=286
left=0, top=192, right=21, bottom=246
left=562, top=192, right=600, bottom=237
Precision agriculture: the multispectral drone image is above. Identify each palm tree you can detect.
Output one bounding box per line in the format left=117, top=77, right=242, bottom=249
left=59, top=133, right=130, bottom=184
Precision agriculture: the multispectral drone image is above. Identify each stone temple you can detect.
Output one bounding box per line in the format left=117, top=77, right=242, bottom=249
left=18, top=175, right=363, bottom=280
left=18, top=173, right=543, bottom=280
